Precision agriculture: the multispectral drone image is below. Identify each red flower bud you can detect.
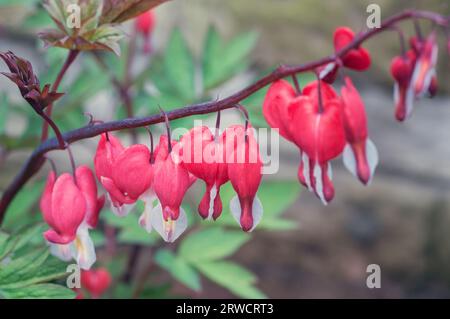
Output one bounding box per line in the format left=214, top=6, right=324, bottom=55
left=81, top=268, right=111, bottom=299
left=135, top=10, right=156, bottom=53
left=334, top=27, right=371, bottom=71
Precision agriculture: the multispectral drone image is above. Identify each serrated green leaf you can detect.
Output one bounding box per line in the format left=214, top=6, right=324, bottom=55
left=155, top=249, right=201, bottom=292
left=0, top=255, right=68, bottom=289
left=164, top=28, right=195, bottom=101
left=195, top=261, right=265, bottom=299
left=0, top=283, right=76, bottom=299
left=0, top=248, right=49, bottom=286
left=179, top=228, right=249, bottom=263
left=0, top=223, right=45, bottom=260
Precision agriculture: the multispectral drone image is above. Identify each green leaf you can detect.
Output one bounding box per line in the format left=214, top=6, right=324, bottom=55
left=164, top=28, right=196, bottom=101
left=0, top=283, right=76, bottom=299
left=179, top=228, right=249, bottom=263
left=0, top=248, right=49, bottom=287
left=154, top=249, right=201, bottom=292
left=0, top=255, right=68, bottom=289
left=195, top=261, right=266, bottom=299
left=3, top=181, right=45, bottom=230
left=203, top=27, right=258, bottom=89
left=0, top=223, right=45, bottom=260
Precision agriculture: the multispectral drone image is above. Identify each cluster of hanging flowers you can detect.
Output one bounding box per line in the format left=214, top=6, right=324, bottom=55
left=42, top=121, right=263, bottom=268
left=263, top=25, right=440, bottom=204
left=38, top=23, right=443, bottom=270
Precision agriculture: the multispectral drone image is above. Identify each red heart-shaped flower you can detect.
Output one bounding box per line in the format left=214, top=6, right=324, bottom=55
left=334, top=27, right=371, bottom=71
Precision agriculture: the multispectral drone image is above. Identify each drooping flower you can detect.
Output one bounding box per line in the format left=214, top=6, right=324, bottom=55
left=180, top=126, right=229, bottom=220
left=81, top=268, right=112, bottom=299
left=390, top=50, right=417, bottom=121
left=410, top=32, right=439, bottom=98
left=262, top=79, right=297, bottom=142
left=340, top=77, right=379, bottom=185
left=150, top=135, right=195, bottom=242
left=225, top=125, right=263, bottom=232
left=390, top=33, right=440, bottom=122
left=100, top=144, right=154, bottom=210
left=135, top=10, right=156, bottom=53
left=95, top=133, right=153, bottom=217
left=289, top=81, right=346, bottom=204
left=40, top=166, right=104, bottom=269
left=319, top=27, right=371, bottom=83
left=263, top=80, right=311, bottom=188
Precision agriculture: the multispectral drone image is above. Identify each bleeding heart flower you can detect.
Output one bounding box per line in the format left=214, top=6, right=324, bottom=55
left=81, top=268, right=112, bottom=299
left=334, top=27, right=371, bottom=71
left=180, top=126, right=228, bottom=220
left=41, top=171, right=86, bottom=244
left=225, top=125, right=263, bottom=232
left=319, top=27, right=371, bottom=83
left=263, top=80, right=312, bottom=189
left=41, top=166, right=104, bottom=270
left=94, top=133, right=124, bottom=182
left=289, top=81, right=346, bottom=204
left=262, top=79, right=297, bottom=142
left=135, top=10, right=155, bottom=53
left=340, top=77, right=379, bottom=185
left=150, top=135, right=194, bottom=242
left=390, top=33, right=439, bottom=122
left=95, top=134, right=153, bottom=217
left=411, top=32, right=439, bottom=98
left=390, top=50, right=417, bottom=121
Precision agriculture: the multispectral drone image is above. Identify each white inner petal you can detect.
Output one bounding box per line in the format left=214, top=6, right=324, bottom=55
left=150, top=204, right=187, bottom=243
left=49, top=242, right=73, bottom=262
left=343, top=143, right=357, bottom=179
left=139, top=191, right=158, bottom=233
left=313, top=162, right=328, bottom=206
left=230, top=195, right=241, bottom=227
left=405, top=82, right=415, bottom=119
left=393, top=83, right=399, bottom=106
left=207, top=185, right=218, bottom=220
left=229, top=195, right=264, bottom=232
left=72, top=226, right=96, bottom=270
left=250, top=196, right=263, bottom=232
left=302, top=152, right=313, bottom=192
left=366, top=138, right=379, bottom=185
left=107, top=193, right=136, bottom=217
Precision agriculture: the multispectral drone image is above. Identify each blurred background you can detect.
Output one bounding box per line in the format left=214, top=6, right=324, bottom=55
left=1, top=0, right=450, bottom=298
